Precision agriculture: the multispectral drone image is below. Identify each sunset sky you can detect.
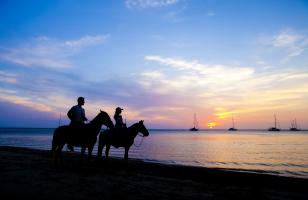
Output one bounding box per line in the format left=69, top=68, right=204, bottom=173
left=1, top=0, right=308, bottom=129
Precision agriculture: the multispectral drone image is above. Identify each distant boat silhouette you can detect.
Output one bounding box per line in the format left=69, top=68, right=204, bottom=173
left=268, top=114, right=280, bottom=131
left=228, top=117, right=238, bottom=131
left=290, top=118, right=300, bottom=131
left=190, top=113, right=199, bottom=131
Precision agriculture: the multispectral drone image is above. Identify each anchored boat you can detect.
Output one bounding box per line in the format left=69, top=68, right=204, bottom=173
left=190, top=113, right=199, bottom=131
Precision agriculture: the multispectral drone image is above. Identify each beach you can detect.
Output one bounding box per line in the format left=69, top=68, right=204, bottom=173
left=0, top=146, right=307, bottom=200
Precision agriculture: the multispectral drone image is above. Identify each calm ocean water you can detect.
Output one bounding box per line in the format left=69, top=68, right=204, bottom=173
left=0, top=128, right=308, bottom=178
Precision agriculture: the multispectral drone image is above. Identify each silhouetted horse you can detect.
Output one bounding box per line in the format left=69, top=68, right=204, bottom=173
left=97, top=120, right=149, bottom=161
left=52, top=110, right=114, bottom=164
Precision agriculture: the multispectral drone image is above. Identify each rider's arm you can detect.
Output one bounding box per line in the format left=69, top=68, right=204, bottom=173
left=67, top=107, right=73, bottom=120
left=82, top=108, right=88, bottom=121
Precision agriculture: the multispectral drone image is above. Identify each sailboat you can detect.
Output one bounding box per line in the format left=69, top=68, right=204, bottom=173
left=290, top=118, right=300, bottom=131
left=268, top=114, right=280, bottom=131
left=190, top=113, right=199, bottom=131
left=228, top=117, right=238, bottom=131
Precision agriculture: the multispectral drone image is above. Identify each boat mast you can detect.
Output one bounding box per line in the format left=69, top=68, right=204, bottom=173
left=232, top=117, right=235, bottom=129
left=193, top=113, right=198, bottom=129
left=294, top=118, right=297, bottom=129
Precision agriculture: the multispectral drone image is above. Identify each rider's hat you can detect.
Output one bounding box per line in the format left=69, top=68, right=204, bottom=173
left=116, top=107, right=123, bottom=111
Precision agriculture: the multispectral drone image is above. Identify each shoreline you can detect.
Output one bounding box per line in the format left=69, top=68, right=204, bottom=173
left=1, top=146, right=308, bottom=200
left=1, top=127, right=308, bottom=131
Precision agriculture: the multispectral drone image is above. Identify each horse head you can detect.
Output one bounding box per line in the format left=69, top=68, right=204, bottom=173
left=98, top=110, right=114, bottom=129
left=137, top=120, right=149, bottom=137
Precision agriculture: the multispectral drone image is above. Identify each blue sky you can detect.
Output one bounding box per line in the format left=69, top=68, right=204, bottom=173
left=1, top=0, right=308, bottom=128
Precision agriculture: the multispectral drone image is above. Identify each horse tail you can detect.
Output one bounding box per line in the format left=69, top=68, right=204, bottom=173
left=52, top=126, right=68, bottom=164
left=52, top=126, right=66, bottom=151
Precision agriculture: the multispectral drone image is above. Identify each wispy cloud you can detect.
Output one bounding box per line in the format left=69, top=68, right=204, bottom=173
left=272, top=29, right=302, bottom=47
left=1, top=53, right=308, bottom=128
left=143, top=55, right=257, bottom=108
left=0, top=65, right=172, bottom=125
left=0, top=93, right=53, bottom=113
left=0, top=70, right=18, bottom=84
left=64, top=35, right=109, bottom=48
left=0, top=73, right=117, bottom=120
left=0, top=35, right=109, bottom=69
left=143, top=55, right=308, bottom=118
left=125, top=0, right=179, bottom=9
left=271, top=29, right=308, bottom=62
left=145, top=55, right=254, bottom=82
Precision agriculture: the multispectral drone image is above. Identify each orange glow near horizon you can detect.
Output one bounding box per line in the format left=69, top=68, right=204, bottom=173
left=207, top=122, right=218, bottom=129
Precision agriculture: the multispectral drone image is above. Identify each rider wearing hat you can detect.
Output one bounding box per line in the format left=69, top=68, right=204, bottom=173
left=114, top=107, right=126, bottom=129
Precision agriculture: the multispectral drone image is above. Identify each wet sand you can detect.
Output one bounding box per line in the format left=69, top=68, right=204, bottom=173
left=0, top=146, right=307, bottom=200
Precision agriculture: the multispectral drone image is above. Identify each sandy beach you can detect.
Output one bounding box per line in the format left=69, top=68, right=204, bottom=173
left=0, top=146, right=307, bottom=200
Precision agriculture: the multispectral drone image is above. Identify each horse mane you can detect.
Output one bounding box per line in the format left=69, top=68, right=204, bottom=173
left=129, top=122, right=140, bottom=130
left=90, top=111, right=106, bottom=125
left=128, top=121, right=145, bottom=134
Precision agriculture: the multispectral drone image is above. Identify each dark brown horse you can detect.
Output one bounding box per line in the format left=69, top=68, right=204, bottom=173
left=97, top=120, right=149, bottom=161
left=52, top=110, right=114, bottom=164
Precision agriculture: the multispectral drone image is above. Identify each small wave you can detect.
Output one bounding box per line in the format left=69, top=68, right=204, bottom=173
left=281, top=163, right=308, bottom=168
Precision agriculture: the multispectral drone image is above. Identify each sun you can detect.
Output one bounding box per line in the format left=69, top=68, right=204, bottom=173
left=207, top=122, right=217, bottom=129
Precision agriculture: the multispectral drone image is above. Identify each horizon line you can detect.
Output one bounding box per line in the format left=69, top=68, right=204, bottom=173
left=0, top=127, right=307, bottom=131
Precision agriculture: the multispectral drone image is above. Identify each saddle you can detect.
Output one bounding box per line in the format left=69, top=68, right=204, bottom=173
left=112, top=127, right=127, bottom=137
left=67, top=124, right=87, bottom=144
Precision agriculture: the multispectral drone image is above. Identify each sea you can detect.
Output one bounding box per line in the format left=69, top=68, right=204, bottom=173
left=1, top=128, right=308, bottom=179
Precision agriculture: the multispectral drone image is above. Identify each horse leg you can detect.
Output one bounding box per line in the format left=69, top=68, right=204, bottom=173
left=88, top=146, right=93, bottom=162
left=55, top=143, right=65, bottom=165
left=81, top=146, right=86, bottom=160
left=124, top=147, right=129, bottom=161
left=51, top=139, right=57, bottom=155
left=105, top=145, right=110, bottom=159
left=53, top=146, right=58, bottom=165
left=51, top=139, right=57, bottom=164
left=52, top=129, right=60, bottom=163
left=97, top=140, right=105, bottom=158
left=52, top=145, right=59, bottom=165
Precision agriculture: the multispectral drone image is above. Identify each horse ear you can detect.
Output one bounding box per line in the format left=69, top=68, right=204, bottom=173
left=100, top=109, right=102, bottom=113
left=139, top=120, right=144, bottom=124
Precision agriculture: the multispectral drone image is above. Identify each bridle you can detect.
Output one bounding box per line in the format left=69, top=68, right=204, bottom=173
left=133, top=133, right=145, bottom=147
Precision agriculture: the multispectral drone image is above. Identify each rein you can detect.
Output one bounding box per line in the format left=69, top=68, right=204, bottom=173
left=133, top=133, right=145, bottom=147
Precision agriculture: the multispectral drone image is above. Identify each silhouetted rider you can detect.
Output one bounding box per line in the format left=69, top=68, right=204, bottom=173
left=67, top=97, right=88, bottom=151
left=114, top=107, right=126, bottom=129
left=67, top=97, right=88, bottom=126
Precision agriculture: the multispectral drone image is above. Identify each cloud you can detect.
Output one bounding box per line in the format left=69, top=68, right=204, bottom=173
left=125, top=0, right=179, bottom=9
left=1, top=48, right=307, bottom=128
left=0, top=35, right=109, bottom=69
left=0, top=100, right=60, bottom=128
left=142, top=55, right=308, bottom=117
left=272, top=30, right=302, bottom=47
left=140, top=71, right=165, bottom=79
left=142, top=55, right=258, bottom=112
left=144, top=55, right=254, bottom=82
left=0, top=65, right=178, bottom=126
left=64, top=35, right=109, bottom=48
left=0, top=70, right=18, bottom=84
left=0, top=93, right=53, bottom=113
left=270, top=29, right=308, bottom=62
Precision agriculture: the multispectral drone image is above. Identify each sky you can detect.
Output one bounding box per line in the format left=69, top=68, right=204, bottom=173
left=0, top=0, right=308, bottom=129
